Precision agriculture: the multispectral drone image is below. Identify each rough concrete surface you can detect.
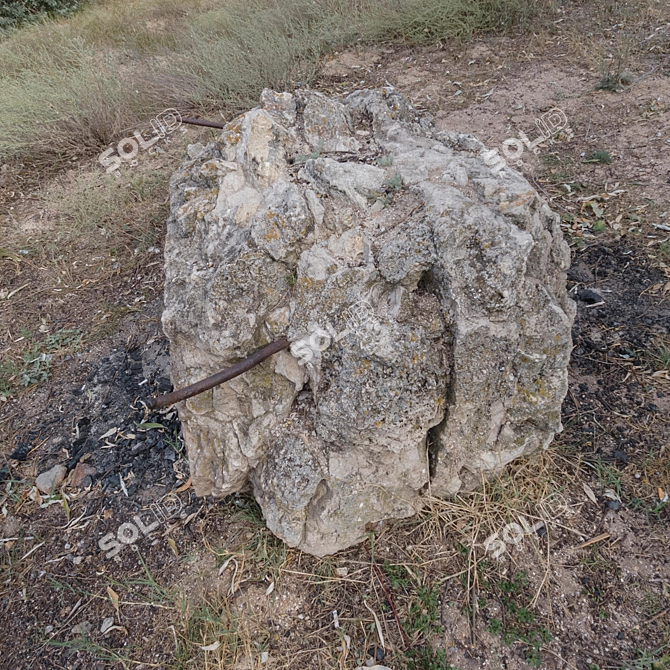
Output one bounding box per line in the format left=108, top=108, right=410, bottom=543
left=162, top=87, right=574, bottom=556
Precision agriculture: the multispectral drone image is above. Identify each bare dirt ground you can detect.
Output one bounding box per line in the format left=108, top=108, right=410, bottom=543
left=1, top=2, right=669, bottom=669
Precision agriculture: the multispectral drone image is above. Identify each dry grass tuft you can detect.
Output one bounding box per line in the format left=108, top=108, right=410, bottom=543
left=0, top=155, right=178, bottom=396
left=164, top=449, right=579, bottom=669
left=0, top=0, right=536, bottom=163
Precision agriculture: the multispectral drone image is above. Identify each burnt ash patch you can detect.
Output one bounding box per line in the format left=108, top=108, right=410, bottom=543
left=9, top=338, right=183, bottom=496
left=564, top=242, right=669, bottom=471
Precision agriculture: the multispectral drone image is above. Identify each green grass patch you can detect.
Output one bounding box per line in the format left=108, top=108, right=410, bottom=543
left=0, top=327, right=84, bottom=396
left=0, top=0, right=86, bottom=33
left=622, top=648, right=670, bottom=670
left=651, top=343, right=670, bottom=370
left=407, top=584, right=444, bottom=636
left=482, top=572, right=552, bottom=667
left=584, top=150, right=612, bottom=164
left=596, top=72, right=632, bottom=91
left=405, top=646, right=458, bottom=670
left=383, top=559, right=412, bottom=589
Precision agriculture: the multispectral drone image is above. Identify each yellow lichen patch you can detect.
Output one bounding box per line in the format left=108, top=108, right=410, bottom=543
left=516, top=377, right=553, bottom=404
left=222, top=118, right=243, bottom=146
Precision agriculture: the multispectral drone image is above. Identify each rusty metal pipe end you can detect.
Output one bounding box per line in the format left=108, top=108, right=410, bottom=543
left=181, top=117, right=226, bottom=130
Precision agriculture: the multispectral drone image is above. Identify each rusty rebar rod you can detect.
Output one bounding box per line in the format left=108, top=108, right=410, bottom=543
left=147, top=338, right=290, bottom=410
left=181, top=117, right=227, bottom=130
left=372, top=563, right=412, bottom=650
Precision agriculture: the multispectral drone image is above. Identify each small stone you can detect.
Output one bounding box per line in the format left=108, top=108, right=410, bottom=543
left=367, top=646, right=385, bottom=662
left=454, top=166, right=468, bottom=186
left=369, top=199, right=384, bottom=215
left=36, top=464, right=67, bottom=494
left=606, top=500, right=622, bottom=512
left=578, top=289, right=604, bottom=304
left=70, top=462, right=97, bottom=488
left=71, top=621, right=91, bottom=636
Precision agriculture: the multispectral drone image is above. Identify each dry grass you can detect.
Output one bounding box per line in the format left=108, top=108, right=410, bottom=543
left=357, top=0, right=534, bottom=43
left=0, top=149, right=181, bottom=396
left=149, top=449, right=578, bottom=670
left=0, top=0, right=537, bottom=164
left=2, top=1, right=668, bottom=667
left=560, top=0, right=664, bottom=75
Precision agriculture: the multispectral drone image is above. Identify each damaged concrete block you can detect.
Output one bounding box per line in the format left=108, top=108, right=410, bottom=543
left=162, top=88, right=574, bottom=556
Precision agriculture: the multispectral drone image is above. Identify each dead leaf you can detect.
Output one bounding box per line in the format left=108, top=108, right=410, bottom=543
left=363, top=600, right=385, bottom=651
left=99, top=427, right=118, bottom=440
left=175, top=477, right=192, bottom=493
left=265, top=581, right=275, bottom=596
left=588, top=202, right=604, bottom=217
left=1, top=283, right=30, bottom=301
left=167, top=537, right=178, bottom=556
left=201, top=641, right=221, bottom=652
left=183, top=511, right=199, bottom=526
left=107, top=586, right=120, bottom=615
left=218, top=556, right=233, bottom=576
left=136, top=422, right=165, bottom=431
left=103, top=509, right=113, bottom=520
left=583, top=482, right=598, bottom=504
left=20, top=541, right=44, bottom=561
left=100, top=617, right=115, bottom=634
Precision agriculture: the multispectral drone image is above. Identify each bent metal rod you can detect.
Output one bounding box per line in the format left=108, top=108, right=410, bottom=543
left=147, top=338, right=290, bottom=410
